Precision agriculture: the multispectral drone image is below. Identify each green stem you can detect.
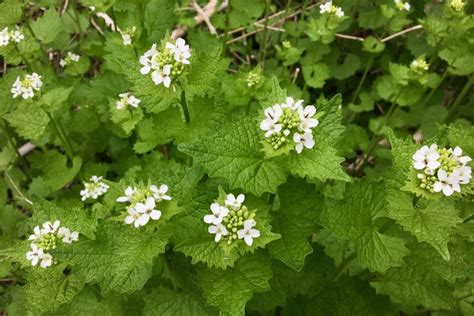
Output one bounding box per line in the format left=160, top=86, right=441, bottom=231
left=46, top=112, right=75, bottom=158
left=13, top=43, right=33, bottom=71
left=4, top=169, right=33, bottom=205
left=180, top=90, right=190, bottom=124
left=330, top=253, right=357, bottom=282
left=420, top=68, right=448, bottom=108
left=72, top=0, right=84, bottom=34
left=446, top=75, right=473, bottom=122
left=161, top=254, right=180, bottom=290
left=346, top=55, right=375, bottom=123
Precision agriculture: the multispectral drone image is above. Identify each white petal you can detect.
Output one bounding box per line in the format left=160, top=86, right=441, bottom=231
left=208, top=225, right=218, bottom=234
left=442, top=185, right=454, bottom=196
left=433, top=182, right=443, bottom=192
left=150, top=210, right=162, bottom=220
left=244, top=236, right=254, bottom=246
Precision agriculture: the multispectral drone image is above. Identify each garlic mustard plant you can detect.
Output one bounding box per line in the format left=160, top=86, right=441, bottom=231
left=11, top=73, right=43, bottom=99
left=80, top=175, right=109, bottom=201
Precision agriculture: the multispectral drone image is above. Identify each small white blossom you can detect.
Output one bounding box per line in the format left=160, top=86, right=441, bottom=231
left=451, top=146, right=472, bottom=165
left=281, top=97, right=303, bottom=111
left=298, top=105, right=319, bottom=133
left=151, top=64, right=172, bottom=88
left=11, top=30, right=24, bottom=43
left=80, top=175, right=109, bottom=201
left=0, top=27, right=9, bottom=46
left=394, top=0, right=410, bottom=11
left=28, top=226, right=43, bottom=241
left=124, top=207, right=142, bottom=228
left=452, top=166, right=472, bottom=185
left=116, top=186, right=138, bottom=203
left=208, top=223, right=228, bottom=242
left=433, top=169, right=460, bottom=196
left=225, top=193, right=245, bottom=210
left=204, top=203, right=229, bottom=225
left=39, top=253, right=53, bottom=268
left=150, top=184, right=172, bottom=202
left=412, top=144, right=440, bottom=171
left=237, top=219, right=260, bottom=246
left=135, top=197, right=162, bottom=227
left=116, top=92, right=141, bottom=110
left=319, top=1, right=344, bottom=17
left=57, top=227, right=79, bottom=244
left=166, top=38, right=191, bottom=65
left=260, top=105, right=283, bottom=138
left=139, top=44, right=158, bottom=75
left=60, top=52, right=81, bottom=68
left=11, top=73, right=43, bottom=99
left=41, top=220, right=61, bottom=234
left=293, top=132, right=315, bottom=154
left=118, top=26, right=136, bottom=46
left=26, top=243, right=44, bottom=266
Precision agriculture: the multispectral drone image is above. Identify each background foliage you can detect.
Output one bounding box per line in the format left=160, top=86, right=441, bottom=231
left=0, top=0, right=473, bottom=315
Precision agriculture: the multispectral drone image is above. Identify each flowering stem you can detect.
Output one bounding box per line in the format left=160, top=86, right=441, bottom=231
left=179, top=90, right=191, bottom=124
left=420, top=68, right=448, bottom=108
left=45, top=112, right=75, bottom=159
left=346, top=55, right=375, bottom=123
left=13, top=43, right=33, bottom=71
left=446, top=75, right=473, bottom=122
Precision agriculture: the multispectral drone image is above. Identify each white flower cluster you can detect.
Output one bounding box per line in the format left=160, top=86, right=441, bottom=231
left=204, top=193, right=260, bottom=246
left=260, top=97, right=319, bottom=154
left=11, top=73, right=43, bottom=99
left=394, top=0, right=411, bottom=11
left=117, top=184, right=172, bottom=228
left=26, top=220, right=79, bottom=268
left=59, top=52, right=80, bottom=68
left=0, top=26, right=24, bottom=46
left=412, top=144, right=472, bottom=196
left=118, top=26, right=136, bottom=46
left=139, top=38, right=191, bottom=89
left=410, top=57, right=429, bottom=73
left=449, top=0, right=465, bottom=12
left=80, top=176, right=110, bottom=201
left=319, top=1, right=345, bottom=17
left=116, top=92, right=141, bottom=110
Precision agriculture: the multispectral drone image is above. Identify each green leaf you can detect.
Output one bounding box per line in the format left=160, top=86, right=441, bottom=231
left=267, top=178, right=317, bottom=271
left=39, top=86, right=73, bottom=113
left=144, top=0, right=176, bottom=41
left=30, top=8, right=62, bottom=44
left=178, top=116, right=287, bottom=196
left=0, top=0, right=23, bottom=26
left=302, top=63, right=330, bottom=88
left=196, top=252, right=272, bottom=315
left=143, top=287, right=216, bottom=316
left=54, top=221, right=169, bottom=294
left=4, top=103, right=50, bottom=140
left=319, top=180, right=409, bottom=273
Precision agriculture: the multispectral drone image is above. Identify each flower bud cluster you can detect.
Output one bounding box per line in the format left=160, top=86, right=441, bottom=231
left=80, top=175, right=110, bottom=201
left=412, top=144, right=472, bottom=196
left=11, top=73, right=43, bottom=99
left=0, top=26, right=24, bottom=46
left=449, top=0, right=465, bottom=12
left=394, top=0, right=411, bottom=11
left=59, top=52, right=80, bottom=68
left=410, top=57, right=429, bottom=73
left=204, top=193, right=260, bottom=246
left=139, top=38, right=191, bottom=90
left=246, top=69, right=262, bottom=88
left=117, top=183, right=172, bottom=228
left=26, top=220, right=79, bottom=268
left=118, top=26, right=136, bottom=46
left=260, top=97, right=319, bottom=154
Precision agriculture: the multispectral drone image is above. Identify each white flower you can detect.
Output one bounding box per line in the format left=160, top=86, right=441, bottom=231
left=41, top=220, right=61, bottom=234
left=293, top=132, right=315, bottom=153
left=116, top=186, right=138, bottom=203
left=11, top=73, right=43, bottom=99
left=225, top=193, right=245, bottom=210
left=150, top=184, right=171, bottom=202
left=166, top=38, right=191, bottom=65
left=26, top=243, right=44, bottom=266
left=135, top=197, right=162, bottom=226
left=237, top=219, right=260, bottom=246
left=260, top=105, right=283, bottom=138
left=451, top=146, right=472, bottom=165
left=60, top=52, right=80, bottom=68
left=124, top=207, right=142, bottom=228
left=452, top=166, right=472, bottom=185
left=139, top=44, right=158, bottom=75
left=0, top=27, right=9, bottom=46
left=281, top=97, right=303, bottom=111
left=394, top=0, right=410, bottom=11
left=433, top=169, right=461, bottom=196
left=80, top=175, right=109, bottom=201
left=119, top=26, right=135, bottom=46
left=298, top=105, right=319, bottom=132
left=208, top=223, right=228, bottom=242
left=335, top=7, right=345, bottom=17
left=57, top=227, right=79, bottom=244
left=412, top=144, right=440, bottom=171
left=11, top=30, right=24, bottom=43
left=151, top=64, right=172, bottom=88
left=319, top=1, right=344, bottom=17
left=39, top=253, right=53, bottom=268
left=116, top=93, right=141, bottom=110
left=28, top=226, right=43, bottom=241
left=204, top=203, right=229, bottom=225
